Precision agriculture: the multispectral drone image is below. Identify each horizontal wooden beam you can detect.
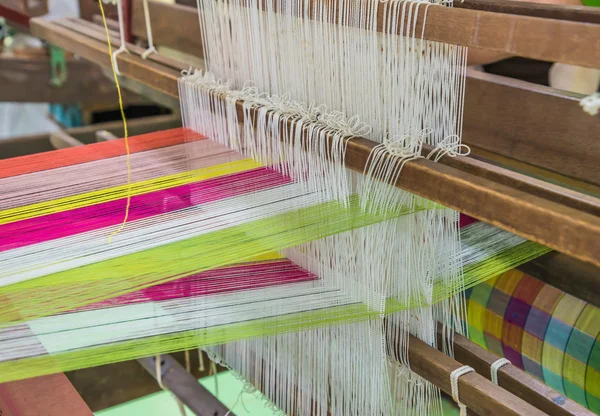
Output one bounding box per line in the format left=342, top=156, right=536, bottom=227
left=31, top=19, right=182, bottom=96
left=29, top=18, right=600, bottom=268
left=443, top=330, right=593, bottom=416
left=138, top=355, right=230, bottom=416
left=463, top=69, right=600, bottom=188
left=124, top=1, right=600, bottom=187
left=131, top=0, right=600, bottom=68
left=407, top=335, right=548, bottom=416
left=456, top=0, right=600, bottom=24
left=407, top=4, right=600, bottom=68
left=466, top=146, right=600, bottom=199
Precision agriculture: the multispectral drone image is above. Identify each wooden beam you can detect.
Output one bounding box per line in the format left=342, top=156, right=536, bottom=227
left=129, top=0, right=600, bottom=68
left=456, top=0, right=600, bottom=24
left=29, top=18, right=600, bottom=268
left=463, top=69, right=600, bottom=188
left=445, top=330, right=594, bottom=416
left=407, top=335, right=548, bottom=416
left=0, top=373, right=92, bottom=416
left=79, top=0, right=117, bottom=23
left=466, top=146, right=600, bottom=198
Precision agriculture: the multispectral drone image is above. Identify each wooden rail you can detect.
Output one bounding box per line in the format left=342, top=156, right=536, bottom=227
left=463, top=70, right=600, bottom=188
left=129, top=0, right=600, bottom=68
left=29, top=18, right=600, bottom=268
left=407, top=335, right=549, bottom=416
left=73, top=16, right=600, bottom=194
left=123, top=0, right=600, bottom=187
left=456, top=0, right=600, bottom=24
left=436, top=327, right=594, bottom=416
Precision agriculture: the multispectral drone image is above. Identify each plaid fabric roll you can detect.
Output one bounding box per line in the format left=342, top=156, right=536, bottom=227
left=466, top=270, right=600, bottom=413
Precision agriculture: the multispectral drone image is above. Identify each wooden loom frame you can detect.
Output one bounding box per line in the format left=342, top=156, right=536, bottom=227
left=0, top=0, right=597, bottom=414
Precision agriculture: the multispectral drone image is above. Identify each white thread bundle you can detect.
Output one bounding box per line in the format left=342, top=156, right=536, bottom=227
left=180, top=0, right=470, bottom=413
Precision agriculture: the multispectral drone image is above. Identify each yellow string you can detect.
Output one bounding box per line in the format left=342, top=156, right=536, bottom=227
left=98, top=0, right=131, bottom=243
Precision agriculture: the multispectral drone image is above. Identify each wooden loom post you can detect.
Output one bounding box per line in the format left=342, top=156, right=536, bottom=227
left=455, top=0, right=600, bottom=24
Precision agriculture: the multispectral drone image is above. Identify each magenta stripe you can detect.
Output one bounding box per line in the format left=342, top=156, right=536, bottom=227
left=460, top=214, right=478, bottom=228
left=76, top=260, right=317, bottom=311
left=0, top=168, right=291, bottom=252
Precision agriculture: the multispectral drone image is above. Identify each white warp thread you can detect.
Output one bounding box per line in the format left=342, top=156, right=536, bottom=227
left=450, top=365, right=474, bottom=416
left=490, top=357, right=511, bottom=385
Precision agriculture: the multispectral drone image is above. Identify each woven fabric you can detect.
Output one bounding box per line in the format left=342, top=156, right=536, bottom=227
left=466, top=270, right=600, bottom=412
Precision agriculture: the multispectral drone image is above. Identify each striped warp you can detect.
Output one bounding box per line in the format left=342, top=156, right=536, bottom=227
left=0, top=127, right=552, bottom=386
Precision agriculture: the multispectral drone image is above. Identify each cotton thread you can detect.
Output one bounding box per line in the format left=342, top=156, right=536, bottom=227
left=450, top=365, right=474, bottom=416
left=490, top=358, right=510, bottom=385
left=580, top=92, right=600, bottom=116
left=98, top=0, right=132, bottom=244
left=141, top=0, right=158, bottom=59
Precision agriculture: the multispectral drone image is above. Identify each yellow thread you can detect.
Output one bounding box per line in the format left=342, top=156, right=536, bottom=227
left=0, top=159, right=262, bottom=225
left=98, top=0, right=131, bottom=243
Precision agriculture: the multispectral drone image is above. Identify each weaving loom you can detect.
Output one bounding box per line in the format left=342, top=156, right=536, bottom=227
left=0, top=0, right=599, bottom=415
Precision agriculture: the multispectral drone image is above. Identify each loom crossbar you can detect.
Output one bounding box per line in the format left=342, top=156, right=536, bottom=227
left=125, top=0, right=600, bottom=188
left=129, top=0, right=600, bottom=68
left=435, top=325, right=594, bottom=416
left=29, top=17, right=600, bottom=269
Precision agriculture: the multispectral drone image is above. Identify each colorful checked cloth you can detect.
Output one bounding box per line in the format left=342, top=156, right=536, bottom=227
left=466, top=270, right=600, bottom=413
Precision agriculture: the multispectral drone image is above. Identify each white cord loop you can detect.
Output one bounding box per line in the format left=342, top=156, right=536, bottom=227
left=383, top=130, right=425, bottom=159
left=112, top=0, right=129, bottom=75
left=450, top=365, right=475, bottom=416
left=426, top=134, right=471, bottom=162
left=155, top=355, right=166, bottom=390
left=490, top=358, right=511, bottom=385
left=580, top=93, right=600, bottom=116
left=141, top=0, right=158, bottom=59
